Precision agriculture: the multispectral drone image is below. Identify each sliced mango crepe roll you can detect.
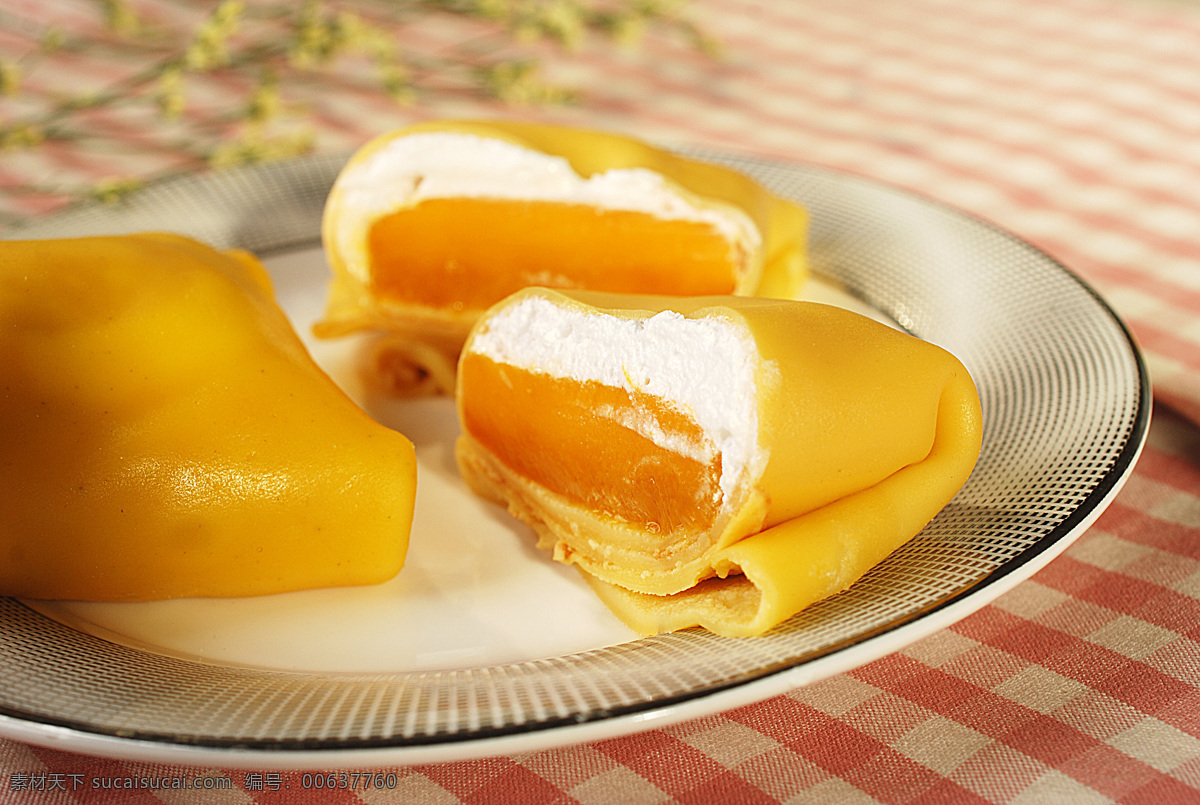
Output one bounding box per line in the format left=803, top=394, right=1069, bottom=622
left=455, top=288, right=982, bottom=637
left=0, top=233, right=417, bottom=601
left=317, top=119, right=808, bottom=394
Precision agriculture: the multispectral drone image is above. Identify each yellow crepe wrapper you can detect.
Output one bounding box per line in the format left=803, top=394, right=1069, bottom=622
left=584, top=365, right=983, bottom=637
left=317, top=119, right=809, bottom=395
left=456, top=288, right=982, bottom=637
left=0, top=233, right=417, bottom=601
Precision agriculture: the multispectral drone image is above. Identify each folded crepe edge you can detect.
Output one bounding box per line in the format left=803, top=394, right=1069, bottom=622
left=580, top=368, right=984, bottom=638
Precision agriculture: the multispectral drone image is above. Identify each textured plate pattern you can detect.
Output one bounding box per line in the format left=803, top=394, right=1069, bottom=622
left=2, top=152, right=1149, bottom=754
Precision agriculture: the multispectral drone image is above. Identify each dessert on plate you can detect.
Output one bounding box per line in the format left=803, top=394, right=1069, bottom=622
left=0, top=233, right=417, bottom=601
left=455, top=288, right=983, bottom=637
left=316, top=119, right=809, bottom=395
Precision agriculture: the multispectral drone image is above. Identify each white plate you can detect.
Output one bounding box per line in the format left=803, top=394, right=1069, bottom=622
left=0, top=151, right=1149, bottom=767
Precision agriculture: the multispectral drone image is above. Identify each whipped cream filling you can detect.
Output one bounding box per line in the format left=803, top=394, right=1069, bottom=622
left=329, top=132, right=761, bottom=281
left=469, top=295, right=762, bottom=507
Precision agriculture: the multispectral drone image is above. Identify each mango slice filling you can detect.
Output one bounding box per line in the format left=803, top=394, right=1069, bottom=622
left=367, top=198, right=742, bottom=312
left=459, top=353, right=723, bottom=548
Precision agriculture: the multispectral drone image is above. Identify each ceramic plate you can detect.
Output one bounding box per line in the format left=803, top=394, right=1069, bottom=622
left=0, top=149, right=1150, bottom=767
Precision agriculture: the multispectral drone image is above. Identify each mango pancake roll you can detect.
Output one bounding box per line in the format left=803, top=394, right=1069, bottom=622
left=456, top=288, right=983, bottom=637
left=316, top=119, right=809, bottom=395
left=0, top=233, right=417, bottom=601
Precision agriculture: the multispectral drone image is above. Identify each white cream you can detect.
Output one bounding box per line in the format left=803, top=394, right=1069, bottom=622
left=469, top=295, right=762, bottom=506
left=328, top=132, right=761, bottom=282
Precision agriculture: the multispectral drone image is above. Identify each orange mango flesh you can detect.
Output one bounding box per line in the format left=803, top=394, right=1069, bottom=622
left=458, top=353, right=721, bottom=541
left=367, top=198, right=740, bottom=312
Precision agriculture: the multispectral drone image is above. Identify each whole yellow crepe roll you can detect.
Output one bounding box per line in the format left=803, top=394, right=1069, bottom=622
left=0, top=233, right=417, bottom=601
left=456, top=288, right=982, bottom=637
left=316, top=119, right=809, bottom=395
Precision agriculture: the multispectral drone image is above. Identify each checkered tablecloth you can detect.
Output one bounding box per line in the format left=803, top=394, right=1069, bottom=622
left=3, top=0, right=1200, bottom=801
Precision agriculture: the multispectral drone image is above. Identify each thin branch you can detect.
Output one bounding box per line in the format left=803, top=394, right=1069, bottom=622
left=1, top=0, right=716, bottom=224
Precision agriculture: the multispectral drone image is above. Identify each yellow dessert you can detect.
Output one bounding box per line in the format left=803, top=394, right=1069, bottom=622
left=456, top=288, right=982, bottom=637
left=316, top=119, right=809, bottom=395
left=0, top=233, right=417, bottom=601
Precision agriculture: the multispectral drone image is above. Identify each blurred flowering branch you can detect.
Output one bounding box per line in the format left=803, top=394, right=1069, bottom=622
left=0, top=0, right=717, bottom=226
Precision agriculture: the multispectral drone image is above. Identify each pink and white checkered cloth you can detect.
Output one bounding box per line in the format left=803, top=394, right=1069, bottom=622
left=3, top=0, right=1200, bottom=801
